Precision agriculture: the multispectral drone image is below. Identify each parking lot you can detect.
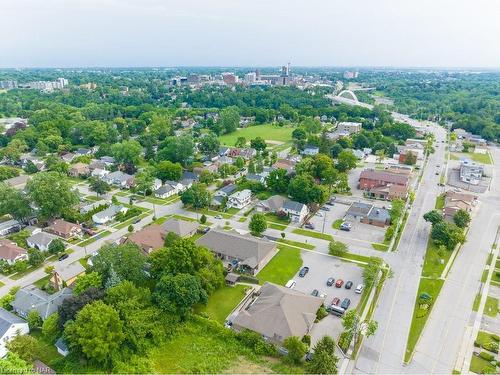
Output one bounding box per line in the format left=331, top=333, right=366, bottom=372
left=308, top=199, right=387, bottom=244
left=291, top=251, right=364, bottom=345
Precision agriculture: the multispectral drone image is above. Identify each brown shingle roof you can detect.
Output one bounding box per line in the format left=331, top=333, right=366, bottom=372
left=0, top=239, right=27, bottom=261
left=48, top=219, right=81, bottom=236
left=127, top=224, right=165, bottom=253
left=359, top=169, right=409, bottom=185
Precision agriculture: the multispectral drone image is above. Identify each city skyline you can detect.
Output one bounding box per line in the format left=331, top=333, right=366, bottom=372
left=1, top=0, right=499, bottom=69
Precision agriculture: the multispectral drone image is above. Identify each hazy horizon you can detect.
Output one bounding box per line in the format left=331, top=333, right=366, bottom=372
left=1, top=0, right=499, bottom=69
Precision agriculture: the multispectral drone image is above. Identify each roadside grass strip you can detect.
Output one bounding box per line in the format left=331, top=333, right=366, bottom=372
left=77, top=230, right=111, bottom=246
left=292, top=228, right=333, bottom=241
left=277, top=238, right=315, bottom=250
left=371, top=243, right=389, bottom=252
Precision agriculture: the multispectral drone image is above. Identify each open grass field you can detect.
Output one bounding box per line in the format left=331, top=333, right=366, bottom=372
left=218, top=124, right=294, bottom=146
left=404, top=278, right=444, bottom=362
left=195, top=285, right=247, bottom=323
left=451, top=152, right=493, bottom=165
left=257, top=245, right=302, bottom=286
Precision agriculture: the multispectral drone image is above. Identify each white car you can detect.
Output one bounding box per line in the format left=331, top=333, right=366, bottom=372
left=315, top=212, right=324, bottom=217
left=355, top=284, right=364, bottom=294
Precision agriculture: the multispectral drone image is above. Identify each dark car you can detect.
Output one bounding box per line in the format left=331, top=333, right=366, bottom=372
left=340, top=222, right=352, bottom=231
left=341, top=298, right=351, bottom=310
left=321, top=206, right=330, bottom=211
left=132, top=217, right=141, bottom=224
left=335, top=279, right=344, bottom=288
left=325, top=201, right=334, bottom=206
left=331, top=297, right=340, bottom=306
left=197, top=226, right=210, bottom=234
left=327, top=277, right=335, bottom=286
left=305, top=222, right=315, bottom=230
left=299, top=267, right=310, bottom=277
left=58, top=253, right=69, bottom=261
left=345, top=281, right=353, bottom=289
left=311, top=289, right=319, bottom=297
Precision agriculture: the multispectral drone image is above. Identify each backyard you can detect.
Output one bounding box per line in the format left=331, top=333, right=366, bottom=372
left=218, top=124, right=294, bottom=146
left=195, top=285, right=247, bottom=324
left=256, top=245, right=302, bottom=286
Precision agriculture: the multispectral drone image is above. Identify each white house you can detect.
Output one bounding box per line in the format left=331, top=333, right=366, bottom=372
left=0, top=307, right=30, bottom=358
left=282, top=200, right=309, bottom=224
left=154, top=184, right=176, bottom=199
left=26, top=232, right=57, bottom=252
left=92, top=205, right=127, bottom=224
left=227, top=189, right=252, bottom=209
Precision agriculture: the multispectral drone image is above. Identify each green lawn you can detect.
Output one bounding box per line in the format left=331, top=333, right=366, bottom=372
left=84, top=195, right=103, bottom=202
left=372, top=243, right=389, bottom=252
left=469, top=355, right=495, bottom=374
left=195, top=285, right=247, bottom=323
left=435, top=194, right=445, bottom=209
left=332, top=219, right=343, bottom=229
left=257, top=245, right=302, bottom=286
left=473, top=293, right=481, bottom=311
left=338, top=252, right=373, bottom=264
left=172, top=214, right=198, bottom=222
left=268, top=222, right=288, bottom=231
left=475, top=330, right=496, bottom=347
left=264, top=213, right=291, bottom=225
left=10, top=265, right=43, bottom=280
left=77, top=230, right=111, bottom=246
left=113, top=212, right=150, bottom=229
left=421, top=238, right=453, bottom=278
left=292, top=228, right=333, bottom=241
left=277, top=238, right=315, bottom=250
left=238, top=217, right=247, bottom=223
left=484, top=296, right=498, bottom=317
left=153, top=215, right=172, bottom=225
left=33, top=275, right=51, bottom=289
left=451, top=152, right=493, bottom=165
left=218, top=124, right=294, bottom=146
left=405, top=278, right=444, bottom=363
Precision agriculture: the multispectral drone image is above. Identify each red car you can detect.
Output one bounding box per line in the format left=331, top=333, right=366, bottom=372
left=331, top=297, right=340, bottom=306
left=335, top=279, right=344, bottom=288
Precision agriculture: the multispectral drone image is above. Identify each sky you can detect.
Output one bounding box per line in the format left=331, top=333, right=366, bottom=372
left=1, top=0, right=499, bottom=68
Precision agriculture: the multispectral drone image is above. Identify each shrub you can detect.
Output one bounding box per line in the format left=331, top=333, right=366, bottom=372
left=200, top=214, right=207, bottom=224
left=483, top=341, right=499, bottom=353
left=479, top=351, right=494, bottom=361
left=491, top=334, right=500, bottom=342
left=316, top=306, right=328, bottom=321
left=384, top=226, right=395, bottom=242
left=237, top=329, right=276, bottom=356
left=301, top=335, right=311, bottom=347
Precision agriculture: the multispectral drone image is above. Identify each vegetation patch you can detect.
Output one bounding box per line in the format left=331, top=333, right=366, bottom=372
left=77, top=230, right=111, bottom=246
left=218, top=124, right=294, bottom=146
left=292, top=228, right=333, bottom=241
left=257, top=245, right=302, bottom=286
left=195, top=285, right=247, bottom=323
left=332, top=219, right=343, bottom=229
left=421, top=237, right=452, bottom=278
left=371, top=243, right=389, bottom=252
left=451, top=152, right=492, bottom=165
left=277, top=238, right=315, bottom=250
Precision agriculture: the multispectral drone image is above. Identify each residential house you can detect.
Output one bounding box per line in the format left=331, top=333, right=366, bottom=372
left=301, top=145, right=319, bottom=156
left=91, top=168, right=109, bottom=179
left=76, top=148, right=92, bottom=156
left=219, top=147, right=231, bottom=156
left=99, top=156, right=115, bottom=166
left=246, top=173, right=265, bottom=184
left=344, top=202, right=391, bottom=227
left=368, top=184, right=409, bottom=200
left=103, top=171, right=134, bottom=188
left=3, top=175, right=30, bottom=190
left=217, top=156, right=234, bottom=165
left=88, top=160, right=107, bottom=171
left=228, top=148, right=241, bottom=158
left=52, top=262, right=86, bottom=290
left=0, top=219, right=21, bottom=236
left=255, top=195, right=287, bottom=213
left=336, top=121, right=362, bottom=134
left=239, top=148, right=257, bottom=160
left=215, top=183, right=238, bottom=198
left=162, top=218, right=199, bottom=238
left=272, top=159, right=295, bottom=175
left=358, top=169, right=410, bottom=199
left=68, top=162, right=90, bottom=178
left=79, top=201, right=107, bottom=215
left=443, top=191, right=477, bottom=221
left=196, top=229, right=277, bottom=274
left=0, top=239, right=28, bottom=265
left=154, top=184, right=177, bottom=199
left=227, top=189, right=252, bottom=209
left=46, top=219, right=82, bottom=239
left=11, top=286, right=73, bottom=320
left=60, top=153, right=76, bottom=163
left=282, top=200, right=309, bottom=224
left=92, top=205, right=127, bottom=224
left=26, top=232, right=57, bottom=252
left=232, top=282, right=323, bottom=344
left=0, top=308, right=30, bottom=357
left=459, top=158, right=483, bottom=185
left=352, top=149, right=365, bottom=160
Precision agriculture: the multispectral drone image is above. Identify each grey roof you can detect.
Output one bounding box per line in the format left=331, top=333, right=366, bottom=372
left=246, top=173, right=263, bottom=182
left=346, top=202, right=373, bottom=217
left=155, top=184, right=175, bottom=195
left=211, top=195, right=224, bottom=206
left=218, top=183, right=237, bottom=196
left=55, top=337, right=69, bottom=352
left=3, top=175, right=30, bottom=188
left=196, top=229, right=276, bottom=269
left=233, top=282, right=323, bottom=342
left=0, top=307, right=27, bottom=337
left=100, top=156, right=115, bottom=163
left=282, top=200, right=306, bottom=213
left=93, top=204, right=124, bottom=221
left=259, top=195, right=286, bottom=212
left=161, top=218, right=199, bottom=237
left=0, top=219, right=20, bottom=232
left=54, top=262, right=86, bottom=282
left=104, top=171, right=133, bottom=183
left=12, top=286, right=73, bottom=320
left=27, top=232, right=57, bottom=248
left=182, top=171, right=198, bottom=181
left=367, top=207, right=391, bottom=222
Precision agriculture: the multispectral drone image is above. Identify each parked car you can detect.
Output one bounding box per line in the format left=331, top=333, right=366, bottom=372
left=321, top=206, right=330, bottom=211
left=335, top=279, right=344, bottom=288
left=299, top=267, right=310, bottom=277
left=197, top=227, right=210, bottom=234
left=325, top=201, right=334, bottom=206
left=215, top=215, right=223, bottom=219
left=311, top=289, right=319, bottom=297
left=58, top=253, right=69, bottom=261
left=132, top=217, right=141, bottom=224
left=345, top=281, right=353, bottom=289
left=340, top=221, right=352, bottom=231
left=355, top=284, right=365, bottom=294
left=340, top=298, right=351, bottom=310
left=331, top=297, right=340, bottom=306
left=285, top=280, right=296, bottom=289
left=305, top=222, right=315, bottom=230
left=326, top=277, right=335, bottom=286
left=315, top=211, right=324, bottom=217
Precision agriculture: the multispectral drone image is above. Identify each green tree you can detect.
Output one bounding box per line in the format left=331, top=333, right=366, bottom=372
left=200, top=214, right=207, bottom=224
left=266, top=168, right=289, bottom=193
left=306, top=336, right=338, bottom=374
left=27, top=248, right=44, bottom=267
left=158, top=135, right=195, bottom=166
left=88, top=177, right=111, bottom=196
left=250, top=137, right=267, bottom=151
left=249, top=213, right=267, bottom=236
left=26, top=172, right=79, bottom=220
left=65, top=300, right=124, bottom=365
left=42, top=313, right=60, bottom=343
left=301, top=118, right=322, bottom=134
left=234, top=156, right=245, bottom=169
left=48, top=238, right=65, bottom=255
left=199, top=132, right=220, bottom=155
left=219, top=107, right=240, bottom=134
left=73, top=272, right=103, bottom=296
left=423, top=210, right=443, bottom=225
left=156, top=160, right=182, bottom=182
left=336, top=150, right=357, bottom=172
left=340, top=310, right=378, bottom=352
left=453, top=209, right=471, bottom=228
left=0, top=353, right=32, bottom=373
left=0, top=166, right=19, bottom=182
left=27, top=310, right=42, bottom=330
left=235, top=136, right=247, bottom=147
left=180, top=183, right=211, bottom=209
left=362, top=257, right=384, bottom=287
left=153, top=273, right=208, bottom=318
left=111, top=139, right=142, bottom=170
left=329, top=240, right=348, bottom=257
left=283, top=336, right=307, bottom=364
left=133, top=168, right=155, bottom=196
left=91, top=243, right=147, bottom=286
left=6, top=335, right=39, bottom=362
left=431, top=221, right=465, bottom=250
left=0, top=183, right=32, bottom=222
left=404, top=151, right=417, bottom=165
left=288, top=173, right=328, bottom=205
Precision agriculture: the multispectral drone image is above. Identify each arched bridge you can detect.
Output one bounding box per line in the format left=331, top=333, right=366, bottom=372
left=337, top=90, right=359, bottom=103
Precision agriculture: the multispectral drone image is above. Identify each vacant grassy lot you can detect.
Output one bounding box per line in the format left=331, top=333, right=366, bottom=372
left=292, top=228, right=333, bottom=241
left=196, top=285, right=247, bottom=323
left=405, top=278, right=444, bottom=362
left=257, top=245, right=302, bottom=286
left=451, top=152, right=493, bottom=165
left=218, top=124, right=294, bottom=146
